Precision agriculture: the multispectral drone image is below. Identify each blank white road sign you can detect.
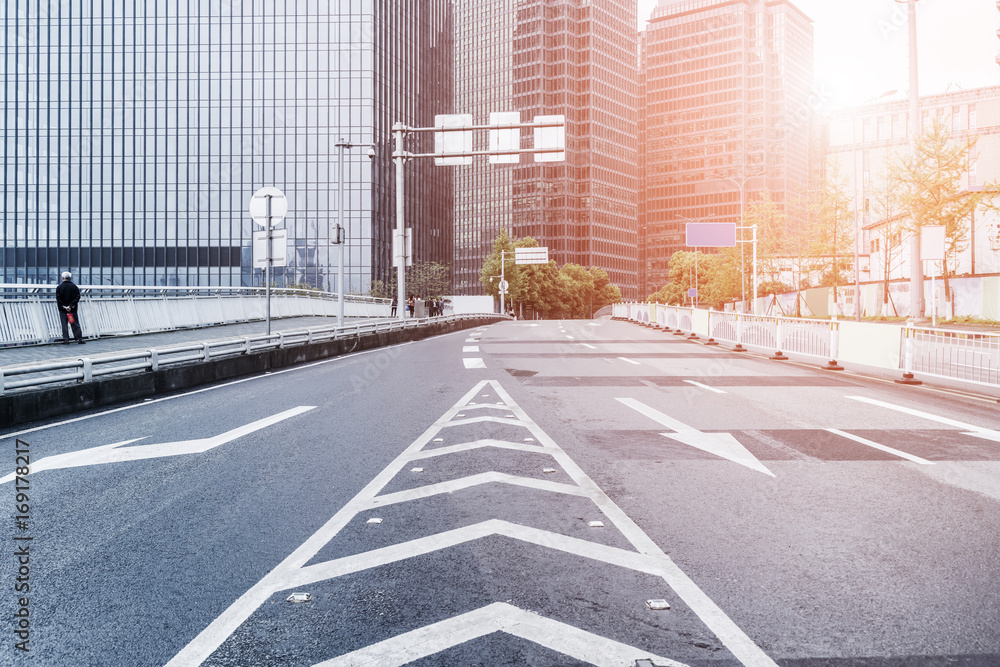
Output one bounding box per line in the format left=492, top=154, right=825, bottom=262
left=920, top=225, right=946, bottom=262
left=252, top=229, right=288, bottom=268
left=489, top=112, right=520, bottom=164
left=533, top=115, right=565, bottom=162
left=515, top=247, right=549, bottom=264
left=248, top=187, right=288, bottom=228
left=434, top=114, right=473, bottom=165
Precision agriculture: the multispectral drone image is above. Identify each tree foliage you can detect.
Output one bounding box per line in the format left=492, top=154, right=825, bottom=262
left=478, top=232, right=622, bottom=318
left=809, top=161, right=854, bottom=298
left=369, top=261, right=451, bottom=299
left=894, top=116, right=993, bottom=301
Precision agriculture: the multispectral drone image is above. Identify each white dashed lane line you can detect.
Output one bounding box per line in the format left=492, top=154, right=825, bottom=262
left=463, top=358, right=486, bottom=369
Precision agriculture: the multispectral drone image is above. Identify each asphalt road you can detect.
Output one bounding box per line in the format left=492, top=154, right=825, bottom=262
left=2, top=319, right=999, bottom=666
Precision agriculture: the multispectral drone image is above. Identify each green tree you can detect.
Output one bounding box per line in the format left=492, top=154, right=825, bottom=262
left=479, top=232, right=622, bottom=318
left=370, top=261, right=451, bottom=299
left=895, top=116, right=992, bottom=307
left=869, top=165, right=908, bottom=316
left=744, top=190, right=787, bottom=292
left=809, top=161, right=854, bottom=302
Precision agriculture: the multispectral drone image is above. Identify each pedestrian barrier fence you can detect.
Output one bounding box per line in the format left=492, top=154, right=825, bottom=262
left=0, top=313, right=498, bottom=395
left=0, top=284, right=391, bottom=347
left=612, top=302, right=1000, bottom=389
left=899, top=324, right=1000, bottom=387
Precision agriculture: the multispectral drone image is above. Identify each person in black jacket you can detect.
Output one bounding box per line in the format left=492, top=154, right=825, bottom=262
left=55, top=272, right=85, bottom=344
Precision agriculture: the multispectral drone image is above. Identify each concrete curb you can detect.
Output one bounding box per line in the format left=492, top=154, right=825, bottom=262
left=2, top=317, right=501, bottom=427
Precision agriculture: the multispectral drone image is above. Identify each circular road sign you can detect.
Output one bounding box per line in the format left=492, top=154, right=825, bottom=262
left=248, top=187, right=288, bottom=227
left=498, top=280, right=509, bottom=294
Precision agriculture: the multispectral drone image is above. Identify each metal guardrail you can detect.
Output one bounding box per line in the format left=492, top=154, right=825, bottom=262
left=900, top=324, right=1000, bottom=387
left=0, top=284, right=391, bottom=346
left=0, top=314, right=502, bottom=395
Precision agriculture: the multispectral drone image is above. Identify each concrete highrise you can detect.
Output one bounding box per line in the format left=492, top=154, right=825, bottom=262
left=452, top=0, right=640, bottom=298
left=639, top=0, right=814, bottom=296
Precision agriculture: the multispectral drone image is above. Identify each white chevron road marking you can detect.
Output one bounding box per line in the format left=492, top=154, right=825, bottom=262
left=0, top=406, right=315, bottom=485
left=312, top=602, right=689, bottom=667
left=166, top=381, right=776, bottom=667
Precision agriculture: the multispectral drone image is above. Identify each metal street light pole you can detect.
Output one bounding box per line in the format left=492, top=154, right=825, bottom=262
left=896, top=0, right=922, bottom=320
left=713, top=172, right=764, bottom=313
left=335, top=139, right=349, bottom=328
left=851, top=90, right=897, bottom=322
left=393, top=123, right=407, bottom=320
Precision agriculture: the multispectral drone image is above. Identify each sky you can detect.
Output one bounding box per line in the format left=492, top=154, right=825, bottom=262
left=638, top=0, right=999, bottom=110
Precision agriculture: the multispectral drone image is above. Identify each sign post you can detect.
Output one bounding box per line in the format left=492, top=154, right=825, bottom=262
left=249, top=187, right=288, bottom=335
left=685, top=223, right=738, bottom=310
left=920, top=225, right=946, bottom=326
left=390, top=114, right=565, bottom=315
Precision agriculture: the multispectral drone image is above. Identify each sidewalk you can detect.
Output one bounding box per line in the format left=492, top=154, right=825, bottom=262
left=0, top=316, right=383, bottom=369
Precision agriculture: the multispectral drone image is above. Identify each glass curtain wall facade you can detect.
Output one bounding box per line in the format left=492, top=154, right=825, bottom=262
left=639, top=0, right=813, bottom=296
left=453, top=0, right=639, bottom=298
left=2, top=1, right=452, bottom=291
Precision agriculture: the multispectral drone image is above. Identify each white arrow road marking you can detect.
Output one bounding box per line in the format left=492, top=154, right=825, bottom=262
left=617, top=398, right=774, bottom=477
left=312, top=602, right=688, bottom=667
left=166, top=381, right=776, bottom=667
left=826, top=429, right=934, bottom=465
left=847, top=396, right=1000, bottom=442
left=0, top=406, right=315, bottom=485
left=463, top=358, right=486, bottom=369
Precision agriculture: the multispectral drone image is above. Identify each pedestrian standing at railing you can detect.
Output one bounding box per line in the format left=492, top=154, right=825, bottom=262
left=391, top=295, right=397, bottom=317
left=56, top=271, right=86, bottom=344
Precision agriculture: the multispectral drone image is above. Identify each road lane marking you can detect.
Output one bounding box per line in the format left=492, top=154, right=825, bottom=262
left=616, top=398, right=774, bottom=477
left=826, top=429, right=934, bottom=465
left=312, top=602, right=687, bottom=667
left=684, top=380, right=726, bottom=394
left=580, top=343, right=597, bottom=350
left=617, top=357, right=641, bottom=365
left=462, top=345, right=480, bottom=352
left=167, top=381, right=777, bottom=667
left=463, top=358, right=486, bottom=369
left=846, top=396, right=1000, bottom=442
left=566, top=335, right=575, bottom=339
left=0, top=406, right=315, bottom=484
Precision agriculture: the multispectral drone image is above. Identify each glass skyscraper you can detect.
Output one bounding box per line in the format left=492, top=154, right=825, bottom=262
left=452, top=0, right=639, bottom=298
left=639, top=0, right=814, bottom=296
left=2, top=1, right=453, bottom=292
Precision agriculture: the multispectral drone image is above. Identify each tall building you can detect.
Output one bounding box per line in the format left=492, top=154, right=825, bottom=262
left=452, top=0, right=640, bottom=298
left=2, top=1, right=453, bottom=292
left=639, top=0, right=814, bottom=296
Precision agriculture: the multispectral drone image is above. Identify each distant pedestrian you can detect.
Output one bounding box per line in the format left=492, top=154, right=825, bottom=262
left=407, top=295, right=415, bottom=317
left=391, top=296, right=397, bottom=317
left=56, top=271, right=85, bottom=344
left=437, top=298, right=444, bottom=317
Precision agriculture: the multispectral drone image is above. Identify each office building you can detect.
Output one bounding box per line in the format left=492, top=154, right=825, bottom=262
left=639, top=0, right=814, bottom=296
left=825, top=85, right=1000, bottom=285
left=2, top=1, right=453, bottom=292
left=452, top=0, right=640, bottom=298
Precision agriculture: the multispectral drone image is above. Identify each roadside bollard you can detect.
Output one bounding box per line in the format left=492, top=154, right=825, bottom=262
left=822, top=317, right=844, bottom=370
left=733, top=313, right=747, bottom=351
left=770, top=318, right=788, bottom=360
left=895, top=321, right=923, bottom=385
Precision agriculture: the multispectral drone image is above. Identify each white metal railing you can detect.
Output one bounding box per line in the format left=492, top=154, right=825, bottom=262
left=617, top=301, right=1000, bottom=388
left=0, top=284, right=392, bottom=346
left=618, top=302, right=839, bottom=363
left=0, top=313, right=503, bottom=395
left=899, top=324, right=1000, bottom=387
